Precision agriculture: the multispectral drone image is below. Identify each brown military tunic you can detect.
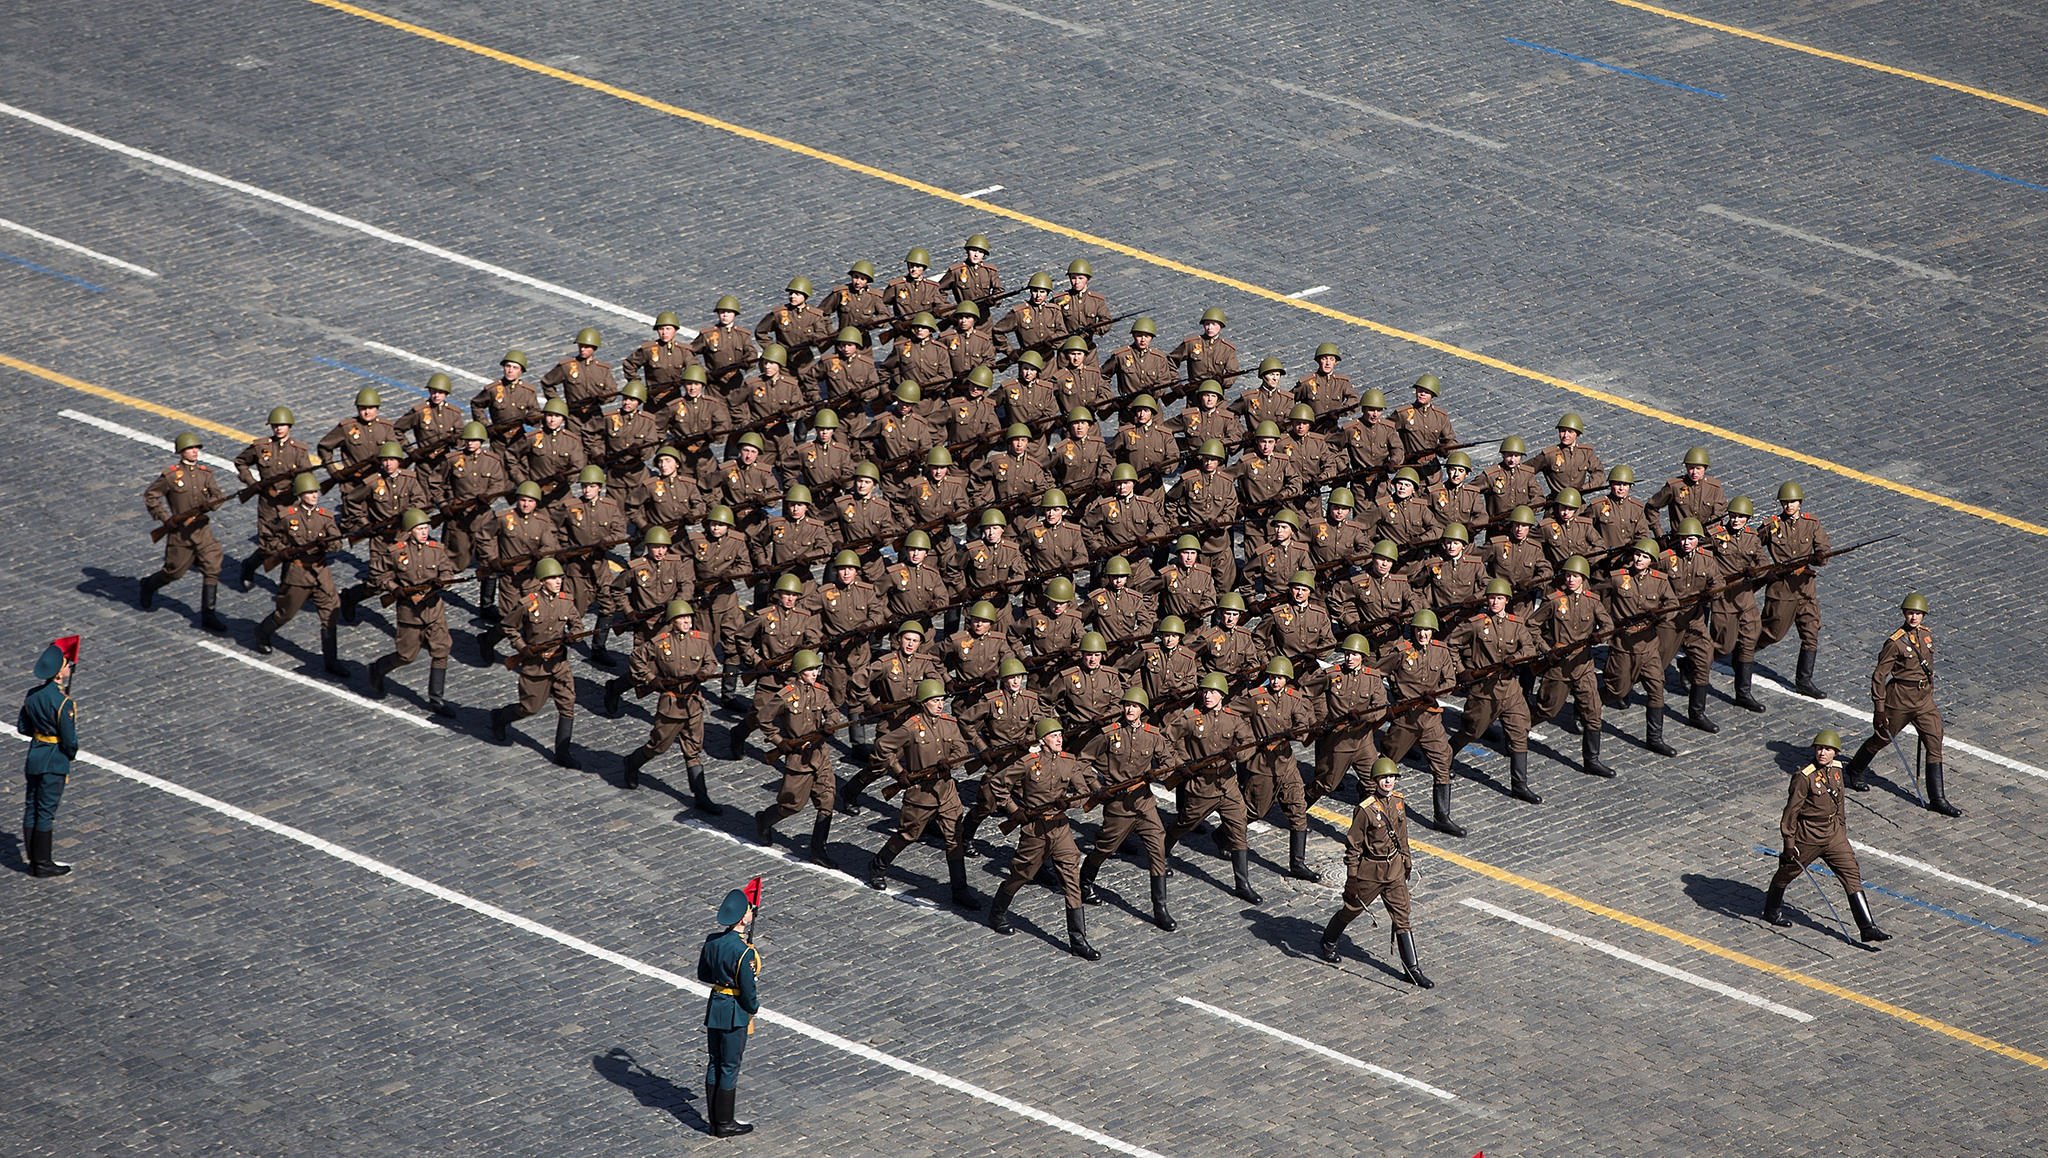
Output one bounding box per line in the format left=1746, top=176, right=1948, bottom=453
left=471, top=377, right=544, bottom=441
left=1659, top=544, right=1724, bottom=682
left=1080, top=719, right=1173, bottom=874
left=740, top=602, right=824, bottom=684
left=731, top=372, right=805, bottom=465
left=1153, top=560, right=1219, bottom=623
left=960, top=537, right=1029, bottom=603
left=1709, top=522, right=1767, bottom=662
left=833, top=490, right=904, bottom=570
left=713, top=458, right=782, bottom=525
left=1082, top=492, right=1170, bottom=561
left=754, top=303, right=835, bottom=363
left=1022, top=606, right=1088, bottom=660
left=1590, top=492, right=1656, bottom=553
left=884, top=335, right=954, bottom=392
left=898, top=469, right=974, bottom=529
left=1483, top=536, right=1555, bottom=612
left=1307, top=659, right=1387, bottom=803
left=1447, top=609, right=1535, bottom=753
left=814, top=577, right=885, bottom=707
left=317, top=414, right=398, bottom=476
left=948, top=394, right=1005, bottom=449
left=395, top=397, right=467, bottom=498
left=1041, top=360, right=1108, bottom=416
left=1166, top=332, right=1238, bottom=397
left=941, top=626, right=1019, bottom=690
left=690, top=529, right=752, bottom=656
left=617, top=550, right=696, bottom=634
left=1526, top=440, right=1606, bottom=495
left=855, top=649, right=945, bottom=729
left=1168, top=467, right=1241, bottom=588
left=750, top=513, right=835, bottom=579
left=1001, top=376, right=1065, bottom=434
left=803, top=348, right=885, bottom=416
left=1052, top=433, right=1115, bottom=494
left=987, top=746, right=1092, bottom=907
left=346, top=468, right=433, bottom=556
left=821, top=280, right=892, bottom=335
left=1294, top=370, right=1356, bottom=425
left=619, top=336, right=697, bottom=402
left=763, top=675, right=847, bottom=816
left=1087, top=584, right=1156, bottom=649
left=665, top=390, right=731, bottom=461
left=1333, top=566, right=1419, bottom=644
left=479, top=504, right=562, bottom=620
left=1767, top=759, right=1862, bottom=894
left=1173, top=403, right=1245, bottom=460
left=1231, top=386, right=1297, bottom=438
left=870, top=409, right=944, bottom=467
left=1377, top=493, right=1441, bottom=552
left=270, top=497, right=343, bottom=629
left=1051, top=288, right=1113, bottom=342
left=627, top=624, right=719, bottom=762
left=1114, top=421, right=1179, bottom=481
left=1201, top=623, right=1265, bottom=683
left=1473, top=463, right=1546, bottom=525
left=1247, top=537, right=1312, bottom=598
left=1242, top=683, right=1314, bottom=830
left=938, top=259, right=1004, bottom=314
left=976, top=448, right=1054, bottom=507
left=1100, top=343, right=1176, bottom=399
left=1163, top=703, right=1253, bottom=850
left=1337, top=790, right=1415, bottom=931
left=993, top=299, right=1068, bottom=361
left=1530, top=584, right=1612, bottom=729
left=1380, top=638, right=1460, bottom=785
left=1759, top=510, right=1831, bottom=652
left=1234, top=451, right=1298, bottom=519
left=1120, top=641, right=1200, bottom=707
left=235, top=432, right=320, bottom=548
left=516, top=426, right=587, bottom=500
left=960, top=686, right=1044, bottom=753
left=690, top=323, right=758, bottom=391
left=440, top=444, right=514, bottom=569
left=1392, top=400, right=1456, bottom=467
left=1647, top=472, right=1728, bottom=531
left=886, top=558, right=952, bottom=623
left=602, top=405, right=665, bottom=484
left=627, top=467, right=707, bottom=537
left=1340, top=415, right=1405, bottom=477
left=1539, top=513, right=1607, bottom=572
left=875, top=709, right=973, bottom=844
left=373, top=529, right=453, bottom=663
left=552, top=492, right=630, bottom=614
left=943, top=326, right=999, bottom=379
left=1019, top=516, right=1090, bottom=575
left=1430, top=480, right=1490, bottom=534
left=1259, top=598, right=1337, bottom=669
left=1046, top=662, right=1127, bottom=730
left=1601, top=568, right=1676, bottom=710
left=1417, top=553, right=1489, bottom=619
left=505, top=584, right=582, bottom=719
left=540, top=353, right=619, bottom=456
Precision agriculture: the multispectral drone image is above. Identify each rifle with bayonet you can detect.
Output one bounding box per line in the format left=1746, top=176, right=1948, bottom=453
left=259, top=528, right=351, bottom=572
left=499, top=627, right=594, bottom=669
left=377, top=572, right=473, bottom=608
left=149, top=495, right=231, bottom=542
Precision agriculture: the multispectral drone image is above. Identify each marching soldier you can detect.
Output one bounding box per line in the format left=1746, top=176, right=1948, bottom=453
left=1392, top=373, right=1457, bottom=477
left=1758, top=481, right=1831, bottom=697
left=1173, top=380, right=1245, bottom=462
left=821, top=261, right=892, bottom=337
left=1167, top=307, right=1238, bottom=400
left=949, top=370, right=1004, bottom=449
left=488, top=557, right=584, bottom=768
left=620, top=311, right=696, bottom=405
left=837, top=620, right=945, bottom=809
left=1051, top=259, right=1113, bottom=345
left=394, top=374, right=466, bottom=503
left=749, top=484, right=834, bottom=595
left=832, top=462, right=901, bottom=572
left=1119, top=616, right=1200, bottom=707
left=1763, top=729, right=1891, bottom=943
left=730, top=574, right=825, bottom=756
left=1529, top=556, right=1617, bottom=778
left=1153, top=535, right=1219, bottom=624
left=1430, top=452, right=1489, bottom=532
left=617, top=599, right=721, bottom=803
left=714, top=433, right=781, bottom=528
left=937, top=234, right=1004, bottom=317
left=139, top=431, right=229, bottom=633
left=539, top=328, right=619, bottom=459
left=1045, top=632, right=1126, bottom=733
left=976, top=424, right=1054, bottom=507
left=697, top=887, right=760, bottom=1138
left=317, top=388, right=398, bottom=485
left=1309, top=488, right=1374, bottom=571
left=731, top=346, right=805, bottom=467
left=1020, top=577, right=1086, bottom=658
left=1709, top=497, right=1769, bottom=712
left=19, top=636, right=80, bottom=878
left=1339, top=387, right=1403, bottom=480
left=665, top=366, right=730, bottom=461
left=1447, top=578, right=1540, bottom=802
left=1332, top=540, right=1417, bottom=651
left=628, top=446, right=708, bottom=538
left=1589, top=464, right=1655, bottom=553
left=1078, top=688, right=1178, bottom=930
left=754, top=277, right=833, bottom=371
left=1316, top=758, right=1434, bottom=988
left=1661, top=519, right=1725, bottom=732
left=882, top=248, right=949, bottom=341
left=1256, top=570, right=1336, bottom=674
left=1082, top=465, right=1168, bottom=571
left=984, top=717, right=1101, bottom=960
left=941, top=601, right=1018, bottom=689
left=886, top=530, right=952, bottom=624
left=871, top=383, right=944, bottom=464
left=1019, top=489, right=1090, bottom=578
left=366, top=508, right=456, bottom=714
left=1000, top=351, right=1063, bottom=435
left=961, top=510, right=1030, bottom=609
left=516, top=398, right=588, bottom=502
left=1841, top=593, right=1957, bottom=816
left=1416, top=523, right=1487, bottom=619
left=691, top=296, right=759, bottom=393
left=1199, top=592, right=1264, bottom=682
left=1525, top=412, right=1606, bottom=495
left=601, top=383, right=663, bottom=486
left=751, top=650, right=847, bottom=865
left=1646, top=447, right=1727, bottom=534
left=1294, top=343, right=1356, bottom=427
left=1377, top=467, right=1441, bottom=553
left=804, top=329, right=884, bottom=419
left=470, top=351, right=544, bottom=443
left=952, top=656, right=1045, bottom=857
left=1242, top=656, right=1321, bottom=882
left=1168, top=438, right=1240, bottom=587
left=1481, top=506, right=1553, bottom=615
left=1602, top=538, right=1680, bottom=758
left=1086, top=556, right=1155, bottom=649
left=690, top=507, right=752, bottom=696
left=992, top=271, right=1066, bottom=361
left=439, top=422, right=513, bottom=574
left=943, top=301, right=998, bottom=379
left=1539, top=487, right=1606, bottom=572
left=866, top=679, right=979, bottom=909
left=475, top=481, right=561, bottom=648
left=1100, top=317, right=1176, bottom=400
left=1115, top=394, right=1178, bottom=482
left=1379, top=609, right=1466, bottom=836
left=1305, top=634, right=1387, bottom=809
left=1162, top=672, right=1262, bottom=903
left=252, top=473, right=346, bottom=676
left=341, top=441, right=432, bottom=623
left=233, top=406, right=319, bottom=590
left=1475, top=437, right=1546, bottom=526
left=883, top=315, right=952, bottom=395
left=1232, top=358, right=1298, bottom=437
left=553, top=467, right=630, bottom=650
left=1043, top=337, right=1108, bottom=416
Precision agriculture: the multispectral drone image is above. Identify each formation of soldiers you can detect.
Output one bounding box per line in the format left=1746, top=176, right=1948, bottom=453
left=135, top=234, right=1953, bottom=970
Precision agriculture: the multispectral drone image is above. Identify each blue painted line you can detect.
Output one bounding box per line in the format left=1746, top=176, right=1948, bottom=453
left=1752, top=848, right=2039, bottom=945
left=1504, top=37, right=1728, bottom=100
left=311, top=356, right=427, bottom=397
left=0, top=250, right=107, bottom=293
left=1930, top=155, right=2048, bottom=193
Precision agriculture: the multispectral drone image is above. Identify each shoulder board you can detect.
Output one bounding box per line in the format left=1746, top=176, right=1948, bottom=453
left=1889, top=628, right=1906, bottom=641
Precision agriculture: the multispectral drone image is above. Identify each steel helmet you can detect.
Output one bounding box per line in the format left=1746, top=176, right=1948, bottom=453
left=953, top=300, right=982, bottom=319
left=1027, top=271, right=1055, bottom=290
left=1065, top=407, right=1096, bottom=424
left=679, top=365, right=709, bottom=385
left=1675, top=518, right=1705, bottom=538
left=400, top=508, right=431, bottom=531
left=542, top=397, right=571, bottom=417
left=773, top=573, right=805, bottom=595
left=1371, top=757, right=1402, bottom=779
left=1392, top=467, right=1422, bottom=486
left=791, top=649, right=823, bottom=674
left=903, top=529, right=933, bottom=550
left=1157, top=615, right=1186, bottom=636
left=1553, top=487, right=1583, bottom=510
left=831, top=549, right=862, bottom=568
left=1500, top=436, right=1528, bottom=456
left=514, top=481, right=544, bottom=501
left=999, top=657, right=1029, bottom=679
left=914, top=678, right=947, bottom=702
left=812, top=408, right=841, bottom=430
left=978, top=508, right=1008, bottom=528
left=1200, top=307, right=1227, bottom=326
left=1253, top=420, right=1282, bottom=440
left=1045, top=577, right=1075, bottom=602
left=1174, top=534, right=1200, bottom=551
left=1196, top=438, right=1227, bottom=460
left=1258, top=356, right=1285, bottom=376
left=1727, top=496, right=1755, bottom=517
left=1484, top=577, right=1513, bottom=598
left=1131, top=393, right=1161, bottom=415
left=533, top=557, right=565, bottom=580
left=1683, top=447, right=1711, bottom=467
left=1328, top=487, right=1356, bottom=509
left=1777, top=482, right=1805, bottom=503
left=1339, top=633, right=1371, bottom=654
left=1444, top=451, right=1473, bottom=470
left=1561, top=555, right=1592, bottom=578
left=574, top=327, right=602, bottom=348
left=1198, top=671, right=1231, bottom=693
left=904, top=247, right=932, bottom=266
left=1040, top=488, right=1071, bottom=509
left=1216, top=592, right=1248, bottom=613
left=967, top=600, right=999, bottom=622
left=641, top=526, right=673, bottom=546
left=705, top=505, right=736, bottom=527
left=174, top=432, right=203, bottom=451
left=354, top=388, right=382, bottom=408
left=1034, top=716, right=1065, bottom=740
left=1111, top=463, right=1140, bottom=483
left=293, top=472, right=320, bottom=495
left=1130, top=317, right=1158, bottom=337
left=1508, top=505, right=1538, bottom=526
left=376, top=441, right=406, bottom=460
left=759, top=343, right=789, bottom=367
left=1006, top=422, right=1034, bottom=440
left=1101, top=555, right=1133, bottom=577
left=500, top=350, right=529, bottom=369
left=714, top=295, right=742, bottom=312
left=781, top=484, right=812, bottom=507
left=834, top=326, right=864, bottom=346
left=1121, top=686, right=1151, bottom=708
left=1288, top=403, right=1316, bottom=423
left=786, top=276, right=814, bottom=297
left=1195, top=379, right=1225, bottom=398
left=1059, top=335, right=1090, bottom=353
left=1556, top=412, right=1585, bottom=433
left=968, top=366, right=997, bottom=390
left=1606, top=464, right=1636, bottom=485
left=1813, top=729, right=1842, bottom=749
left=1065, top=258, right=1093, bottom=277
left=735, top=431, right=766, bottom=451
left=1372, top=540, right=1400, bottom=562
left=964, top=233, right=992, bottom=253
left=1361, top=387, right=1387, bottom=408
left=1314, top=342, right=1342, bottom=361
left=1410, top=609, right=1440, bottom=631
left=1271, top=509, right=1304, bottom=531
left=425, top=373, right=452, bottom=394
left=1264, top=656, right=1296, bottom=679
left=849, top=260, right=878, bottom=279
left=665, top=598, right=695, bottom=620
left=923, top=446, right=953, bottom=468
left=267, top=406, right=296, bottom=426
left=654, top=310, right=682, bottom=328
left=1080, top=632, right=1109, bottom=654
left=1017, top=351, right=1047, bottom=370
left=908, top=311, right=939, bottom=331
left=1440, top=523, right=1471, bottom=545
left=1413, top=373, right=1442, bottom=396
left=1901, top=592, right=1929, bottom=613
left=896, top=382, right=924, bottom=404
left=461, top=421, right=490, bottom=440
left=853, top=460, right=882, bottom=482
left=576, top=465, right=607, bottom=485
left=1631, top=537, right=1661, bottom=558
left=1289, top=569, right=1315, bottom=588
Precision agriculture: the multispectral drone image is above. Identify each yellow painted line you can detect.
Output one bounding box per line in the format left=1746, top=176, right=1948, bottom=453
left=297, top=0, right=2048, bottom=539
left=1600, top=0, right=2048, bottom=120
left=1306, top=800, right=2046, bottom=1071
left=0, top=352, right=255, bottom=442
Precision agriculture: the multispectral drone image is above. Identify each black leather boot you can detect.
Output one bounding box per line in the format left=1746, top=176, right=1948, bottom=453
left=866, top=835, right=907, bottom=889
left=488, top=705, right=512, bottom=744
left=1150, top=875, right=1176, bottom=931
left=621, top=748, right=649, bottom=790
left=339, top=583, right=364, bottom=626
left=476, top=627, right=501, bottom=664
left=1287, top=829, right=1321, bottom=881
left=253, top=612, right=280, bottom=655
left=752, top=807, right=778, bottom=847
left=199, top=581, right=228, bottom=634
left=948, top=854, right=980, bottom=910
left=988, top=881, right=1020, bottom=934
left=1395, top=930, right=1435, bottom=988
left=237, top=553, right=259, bottom=592
left=553, top=716, right=581, bottom=769
left=836, top=767, right=879, bottom=817
left=1925, top=762, right=1961, bottom=817
left=1644, top=707, right=1677, bottom=757
left=368, top=653, right=398, bottom=698
left=1848, top=891, right=1891, bottom=943
left=321, top=623, right=347, bottom=676
left=687, top=764, right=722, bottom=814
left=138, top=572, right=167, bottom=611
left=1230, top=849, right=1262, bottom=904
left=602, top=676, right=627, bottom=718
left=710, top=1085, right=752, bottom=1137
left=807, top=814, right=837, bottom=868
left=1762, top=886, right=1791, bottom=926
left=1318, top=910, right=1354, bottom=962
left=1686, top=685, right=1718, bottom=733
left=1508, top=751, right=1541, bottom=803
left=1582, top=730, right=1615, bottom=778
left=1732, top=661, right=1765, bottom=712
left=427, top=665, right=453, bottom=717
left=1842, top=741, right=1877, bottom=791
left=1432, top=782, right=1467, bottom=838
left=588, top=620, right=616, bottom=668
left=1794, top=647, right=1824, bottom=698
left=28, top=830, right=71, bottom=878
left=1078, top=853, right=1104, bottom=904
left=477, top=575, right=499, bottom=622
left=1065, top=906, right=1101, bottom=960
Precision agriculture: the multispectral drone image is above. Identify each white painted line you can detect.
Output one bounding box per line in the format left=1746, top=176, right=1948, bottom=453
left=1460, top=898, right=1813, bottom=1022
left=1286, top=285, right=1331, bottom=300
left=361, top=341, right=493, bottom=383
left=1175, top=996, right=1458, bottom=1100
left=1754, top=675, right=2047, bottom=782
left=190, top=639, right=436, bottom=729
left=1698, top=205, right=1961, bottom=283
left=958, top=184, right=1005, bottom=199
left=0, top=726, right=1165, bottom=1158
left=0, top=215, right=159, bottom=277
left=679, top=817, right=945, bottom=914
left=967, top=0, right=1102, bottom=36
left=61, top=408, right=237, bottom=470
left=1851, top=844, right=2047, bottom=916
left=0, top=101, right=654, bottom=325
left=1265, top=79, right=1509, bottom=151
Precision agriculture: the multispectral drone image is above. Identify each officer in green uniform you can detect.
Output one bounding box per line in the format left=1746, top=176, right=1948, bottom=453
left=19, top=638, right=79, bottom=877
left=697, top=888, right=760, bottom=1137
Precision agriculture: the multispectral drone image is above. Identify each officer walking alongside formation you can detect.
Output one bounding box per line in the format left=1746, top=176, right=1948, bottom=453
left=1763, top=729, right=1890, bottom=944
left=1318, top=758, right=1433, bottom=987
left=18, top=637, right=79, bottom=877
left=697, top=887, right=760, bottom=1137
left=1841, top=593, right=1958, bottom=816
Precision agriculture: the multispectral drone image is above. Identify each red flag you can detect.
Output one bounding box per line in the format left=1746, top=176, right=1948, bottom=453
left=743, top=876, right=763, bottom=908
left=51, top=635, right=80, bottom=664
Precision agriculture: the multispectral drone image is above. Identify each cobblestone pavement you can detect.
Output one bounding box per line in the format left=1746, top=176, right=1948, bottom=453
left=1, top=1, right=2044, bottom=1154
